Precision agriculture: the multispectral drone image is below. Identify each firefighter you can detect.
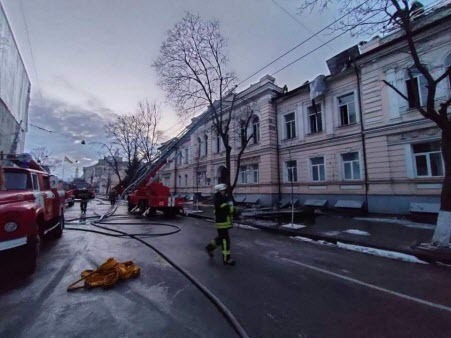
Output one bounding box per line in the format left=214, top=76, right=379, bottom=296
left=205, top=183, right=236, bottom=266
left=109, top=189, right=118, bottom=206
left=79, top=188, right=91, bottom=214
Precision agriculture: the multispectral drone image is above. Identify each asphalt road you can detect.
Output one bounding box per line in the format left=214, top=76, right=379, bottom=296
left=1, top=200, right=451, bottom=338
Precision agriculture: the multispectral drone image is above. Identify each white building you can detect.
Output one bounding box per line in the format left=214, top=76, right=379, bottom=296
left=83, top=156, right=127, bottom=194
left=0, top=2, right=31, bottom=155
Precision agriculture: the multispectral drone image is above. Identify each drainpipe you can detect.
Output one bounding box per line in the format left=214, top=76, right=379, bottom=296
left=274, top=98, right=282, bottom=203
left=174, top=148, right=178, bottom=195
left=354, top=64, right=369, bottom=214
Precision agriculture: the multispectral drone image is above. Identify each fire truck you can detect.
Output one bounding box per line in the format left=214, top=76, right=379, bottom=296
left=0, top=153, right=65, bottom=274
left=124, top=113, right=208, bottom=217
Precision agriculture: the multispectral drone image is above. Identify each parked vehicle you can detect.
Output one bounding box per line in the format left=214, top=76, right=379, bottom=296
left=0, top=154, right=65, bottom=274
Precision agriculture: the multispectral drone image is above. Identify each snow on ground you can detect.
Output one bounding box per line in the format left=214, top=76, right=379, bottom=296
left=290, top=236, right=428, bottom=265
left=343, top=229, right=370, bottom=236
left=184, top=209, right=204, bottom=214
left=337, top=243, right=428, bottom=264
left=234, top=223, right=260, bottom=231
left=282, top=223, right=306, bottom=229
left=354, top=217, right=435, bottom=230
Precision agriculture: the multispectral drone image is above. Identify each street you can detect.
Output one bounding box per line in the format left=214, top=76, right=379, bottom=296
left=1, top=200, right=450, bottom=338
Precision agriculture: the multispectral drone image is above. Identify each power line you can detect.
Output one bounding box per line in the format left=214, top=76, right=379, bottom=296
left=19, top=0, right=43, bottom=101
left=237, top=0, right=374, bottom=86
left=269, top=0, right=334, bottom=52
left=29, top=123, right=52, bottom=133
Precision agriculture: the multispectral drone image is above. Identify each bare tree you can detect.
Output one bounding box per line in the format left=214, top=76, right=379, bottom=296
left=136, top=100, right=163, bottom=163
left=104, top=114, right=142, bottom=184
left=30, top=146, right=62, bottom=172
left=300, top=0, right=451, bottom=247
left=102, top=144, right=124, bottom=186
left=153, top=12, right=259, bottom=198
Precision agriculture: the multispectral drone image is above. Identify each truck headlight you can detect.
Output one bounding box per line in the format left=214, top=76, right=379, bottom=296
left=4, top=222, right=18, bottom=232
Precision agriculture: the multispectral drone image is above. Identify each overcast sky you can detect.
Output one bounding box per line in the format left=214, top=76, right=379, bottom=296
left=1, top=0, right=438, bottom=179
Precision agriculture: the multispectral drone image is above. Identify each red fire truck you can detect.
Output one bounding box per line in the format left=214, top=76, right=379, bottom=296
left=0, top=154, right=65, bottom=274
left=124, top=113, right=208, bottom=217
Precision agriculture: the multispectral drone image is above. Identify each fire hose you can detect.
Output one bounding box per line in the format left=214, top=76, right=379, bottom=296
left=64, top=205, right=250, bottom=338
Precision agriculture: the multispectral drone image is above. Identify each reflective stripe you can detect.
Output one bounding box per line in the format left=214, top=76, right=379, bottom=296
left=0, top=237, right=27, bottom=251
left=220, top=203, right=229, bottom=208
left=216, top=222, right=232, bottom=229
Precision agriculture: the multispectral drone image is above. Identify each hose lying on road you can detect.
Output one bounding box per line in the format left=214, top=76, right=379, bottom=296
left=64, top=205, right=250, bottom=338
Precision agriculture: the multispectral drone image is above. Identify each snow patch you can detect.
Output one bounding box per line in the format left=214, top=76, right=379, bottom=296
left=291, top=236, right=334, bottom=246
left=282, top=223, right=306, bottom=229
left=343, top=229, right=370, bottom=236
left=184, top=209, right=204, bottom=215
left=337, top=242, right=428, bottom=264
left=354, top=217, right=435, bottom=230
left=234, top=223, right=259, bottom=231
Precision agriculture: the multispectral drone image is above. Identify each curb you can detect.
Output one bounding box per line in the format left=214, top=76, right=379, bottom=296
left=185, top=213, right=451, bottom=265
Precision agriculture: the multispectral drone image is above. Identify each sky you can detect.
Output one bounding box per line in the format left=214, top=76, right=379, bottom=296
left=1, top=0, right=439, bottom=179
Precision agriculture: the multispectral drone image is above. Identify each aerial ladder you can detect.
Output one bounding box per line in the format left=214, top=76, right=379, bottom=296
left=123, top=112, right=209, bottom=217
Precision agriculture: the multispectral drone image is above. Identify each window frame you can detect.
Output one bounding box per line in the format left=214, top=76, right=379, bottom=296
left=405, top=67, right=428, bottom=108
left=412, top=142, right=444, bottom=178
left=238, top=164, right=259, bottom=184
left=283, top=112, right=296, bottom=140
left=341, top=152, right=361, bottom=181
left=310, top=156, right=326, bottom=182
left=308, top=103, right=323, bottom=134
left=337, top=92, right=357, bottom=126
left=285, top=160, right=298, bottom=183
left=252, top=116, right=260, bottom=144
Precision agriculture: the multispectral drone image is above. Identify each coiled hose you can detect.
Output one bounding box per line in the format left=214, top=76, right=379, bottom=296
left=65, top=204, right=250, bottom=338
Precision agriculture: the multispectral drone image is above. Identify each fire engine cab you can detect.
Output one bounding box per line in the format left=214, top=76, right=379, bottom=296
left=0, top=153, right=65, bottom=275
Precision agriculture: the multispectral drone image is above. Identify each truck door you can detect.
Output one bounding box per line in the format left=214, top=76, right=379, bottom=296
left=31, top=173, right=46, bottom=220
left=40, top=175, right=55, bottom=219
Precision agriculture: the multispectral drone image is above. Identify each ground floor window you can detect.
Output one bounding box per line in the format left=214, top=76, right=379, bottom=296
left=310, top=156, right=325, bottom=181
left=412, top=141, right=444, bottom=177
left=239, top=164, right=259, bottom=184
left=342, top=152, right=361, bottom=180
left=196, top=171, right=207, bottom=186
left=285, top=160, right=298, bottom=183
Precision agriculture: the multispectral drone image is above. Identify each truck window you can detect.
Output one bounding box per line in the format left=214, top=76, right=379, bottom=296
left=32, top=174, right=40, bottom=191
left=3, top=172, right=31, bottom=190
left=42, top=176, right=51, bottom=190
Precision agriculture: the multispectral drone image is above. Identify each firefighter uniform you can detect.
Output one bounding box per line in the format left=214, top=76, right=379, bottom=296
left=205, top=184, right=236, bottom=265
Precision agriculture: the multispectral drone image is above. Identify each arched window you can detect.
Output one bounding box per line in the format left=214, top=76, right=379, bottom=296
left=215, top=133, right=221, bottom=153
left=240, top=120, right=247, bottom=148
left=404, top=66, right=427, bottom=108
left=252, top=116, right=260, bottom=144
left=445, top=53, right=451, bottom=89
left=204, top=134, right=208, bottom=156
left=197, top=137, right=202, bottom=158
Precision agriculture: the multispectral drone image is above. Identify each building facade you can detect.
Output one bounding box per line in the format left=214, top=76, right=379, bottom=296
left=83, top=156, right=127, bottom=194
left=0, top=2, right=31, bottom=155
left=158, top=5, right=451, bottom=215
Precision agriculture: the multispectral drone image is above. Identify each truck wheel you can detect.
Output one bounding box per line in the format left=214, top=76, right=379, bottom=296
left=164, top=208, right=177, bottom=218
left=21, top=234, right=40, bottom=275
left=51, top=212, right=64, bottom=239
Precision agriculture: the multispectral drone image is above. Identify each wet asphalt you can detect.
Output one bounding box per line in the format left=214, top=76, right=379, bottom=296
left=1, top=199, right=451, bottom=338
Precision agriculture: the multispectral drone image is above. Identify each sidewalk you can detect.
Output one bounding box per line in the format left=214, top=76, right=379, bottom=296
left=184, top=203, right=451, bottom=265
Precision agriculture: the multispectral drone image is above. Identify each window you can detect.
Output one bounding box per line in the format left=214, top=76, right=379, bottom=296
left=240, top=121, right=247, bottom=147
left=3, top=172, right=31, bottom=190
left=310, top=157, right=325, bottom=182
left=342, top=152, right=361, bottom=180
left=285, top=160, right=298, bottom=183
left=42, top=176, right=50, bottom=190
left=204, top=135, right=208, bottom=156
left=308, top=104, right=322, bottom=133
left=197, top=137, right=202, bottom=158
left=196, top=171, right=207, bottom=186
left=177, top=152, right=183, bottom=166
left=252, top=116, right=260, bottom=144
left=163, top=176, right=170, bottom=187
left=184, top=148, right=189, bottom=164
left=184, top=174, right=188, bottom=186
left=239, top=164, right=259, bottom=184
left=412, top=142, right=444, bottom=177
left=284, top=113, right=296, bottom=139
left=215, top=134, right=221, bottom=153
left=405, top=67, right=427, bottom=108
left=338, top=93, right=356, bottom=126
left=32, top=174, right=40, bottom=191
left=178, top=175, right=182, bottom=186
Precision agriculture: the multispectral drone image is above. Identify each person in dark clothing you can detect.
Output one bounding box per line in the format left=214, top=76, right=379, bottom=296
left=205, top=184, right=236, bottom=266
left=109, top=189, right=118, bottom=206
left=79, top=188, right=91, bottom=214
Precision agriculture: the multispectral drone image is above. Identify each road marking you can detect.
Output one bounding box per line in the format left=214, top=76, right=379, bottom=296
left=281, top=257, right=451, bottom=313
